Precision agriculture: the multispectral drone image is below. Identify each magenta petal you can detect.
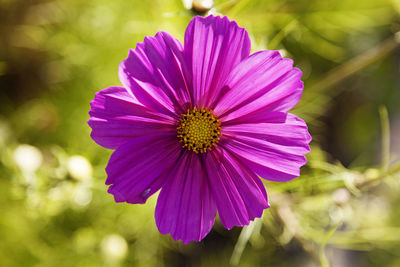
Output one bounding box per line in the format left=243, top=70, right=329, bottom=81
left=221, top=113, right=311, bottom=182
left=119, top=31, right=191, bottom=119
left=88, top=86, right=175, bottom=149
left=184, top=15, right=251, bottom=107
left=213, top=51, right=303, bottom=123
left=106, top=135, right=181, bottom=204
left=155, top=153, right=216, bottom=244
left=204, top=149, right=269, bottom=230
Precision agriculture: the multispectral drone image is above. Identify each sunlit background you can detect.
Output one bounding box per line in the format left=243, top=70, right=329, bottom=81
left=1, top=0, right=400, bottom=266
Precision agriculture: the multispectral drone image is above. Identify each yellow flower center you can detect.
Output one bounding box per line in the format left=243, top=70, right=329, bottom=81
left=177, top=107, right=221, bottom=153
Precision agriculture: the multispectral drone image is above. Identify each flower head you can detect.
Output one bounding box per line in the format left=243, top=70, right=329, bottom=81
left=88, top=15, right=311, bottom=244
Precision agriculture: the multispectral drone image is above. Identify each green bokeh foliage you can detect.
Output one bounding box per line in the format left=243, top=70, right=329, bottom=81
left=1, top=0, right=400, bottom=266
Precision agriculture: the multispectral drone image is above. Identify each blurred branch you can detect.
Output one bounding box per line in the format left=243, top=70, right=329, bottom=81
left=318, top=223, right=341, bottom=267
left=226, top=0, right=251, bottom=16
left=273, top=195, right=320, bottom=265
left=309, top=32, right=400, bottom=93
left=358, top=162, right=400, bottom=189
left=268, top=19, right=298, bottom=50
left=329, top=227, right=400, bottom=247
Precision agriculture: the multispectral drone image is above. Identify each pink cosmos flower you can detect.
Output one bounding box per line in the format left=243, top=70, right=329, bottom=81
left=88, top=15, right=311, bottom=244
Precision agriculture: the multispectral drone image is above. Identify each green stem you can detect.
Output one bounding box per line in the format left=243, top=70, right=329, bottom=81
left=379, top=106, right=390, bottom=172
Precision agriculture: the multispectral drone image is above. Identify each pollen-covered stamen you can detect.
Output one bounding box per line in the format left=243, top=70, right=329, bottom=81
left=177, top=107, right=221, bottom=153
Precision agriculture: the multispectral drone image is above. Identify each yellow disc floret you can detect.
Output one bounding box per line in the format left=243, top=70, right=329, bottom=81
left=177, top=107, right=221, bottom=153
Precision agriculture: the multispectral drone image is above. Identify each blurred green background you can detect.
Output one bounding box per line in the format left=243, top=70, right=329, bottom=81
left=1, top=0, right=400, bottom=266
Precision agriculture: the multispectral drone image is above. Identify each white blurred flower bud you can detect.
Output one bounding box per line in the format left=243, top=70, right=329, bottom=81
left=193, top=0, right=213, bottom=11
left=13, top=144, right=43, bottom=172
left=184, top=0, right=213, bottom=12
left=67, top=155, right=92, bottom=181
left=101, top=234, right=128, bottom=261
left=332, top=188, right=351, bottom=206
